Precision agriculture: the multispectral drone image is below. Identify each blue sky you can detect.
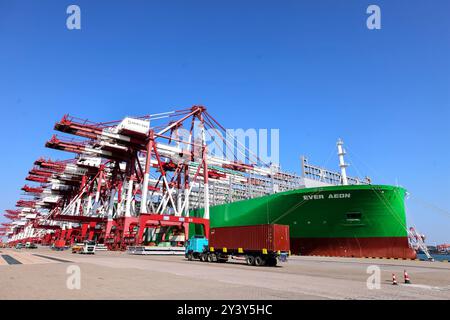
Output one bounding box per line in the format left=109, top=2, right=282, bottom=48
left=0, top=1, right=449, bottom=243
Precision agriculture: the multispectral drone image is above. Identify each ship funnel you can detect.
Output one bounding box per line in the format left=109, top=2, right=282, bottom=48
left=337, top=138, right=349, bottom=185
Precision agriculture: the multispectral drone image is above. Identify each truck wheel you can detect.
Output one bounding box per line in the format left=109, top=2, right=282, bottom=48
left=207, top=254, right=214, bottom=263
left=200, top=254, right=207, bottom=262
left=255, top=256, right=265, bottom=266
left=187, top=253, right=193, bottom=261
left=246, top=255, right=256, bottom=266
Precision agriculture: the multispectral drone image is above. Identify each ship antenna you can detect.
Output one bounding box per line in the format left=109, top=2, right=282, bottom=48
left=337, top=138, right=349, bottom=185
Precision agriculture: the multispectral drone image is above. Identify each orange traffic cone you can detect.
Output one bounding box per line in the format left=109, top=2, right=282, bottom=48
left=392, top=273, right=398, bottom=285
left=404, top=270, right=411, bottom=284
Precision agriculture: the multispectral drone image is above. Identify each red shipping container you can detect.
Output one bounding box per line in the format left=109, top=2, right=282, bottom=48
left=54, top=240, right=66, bottom=248
left=209, top=224, right=290, bottom=253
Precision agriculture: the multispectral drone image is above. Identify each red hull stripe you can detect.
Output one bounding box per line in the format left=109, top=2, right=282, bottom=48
left=291, top=237, right=417, bottom=259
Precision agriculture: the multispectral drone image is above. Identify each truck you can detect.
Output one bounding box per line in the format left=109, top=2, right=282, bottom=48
left=71, top=240, right=96, bottom=254
left=25, top=242, right=38, bottom=249
left=185, top=224, right=290, bottom=267
left=52, top=240, right=67, bottom=251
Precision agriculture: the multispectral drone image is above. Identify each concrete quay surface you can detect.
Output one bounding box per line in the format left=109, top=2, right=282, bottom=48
left=0, top=247, right=449, bottom=300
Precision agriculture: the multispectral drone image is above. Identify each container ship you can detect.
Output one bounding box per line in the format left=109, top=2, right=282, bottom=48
left=0, top=107, right=417, bottom=259
left=206, top=184, right=414, bottom=258
left=192, top=139, right=416, bottom=259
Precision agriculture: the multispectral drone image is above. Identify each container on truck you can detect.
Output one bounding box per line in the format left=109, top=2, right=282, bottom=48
left=185, top=224, right=290, bottom=267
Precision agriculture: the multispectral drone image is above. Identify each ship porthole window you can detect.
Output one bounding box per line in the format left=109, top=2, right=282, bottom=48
left=346, top=212, right=362, bottom=221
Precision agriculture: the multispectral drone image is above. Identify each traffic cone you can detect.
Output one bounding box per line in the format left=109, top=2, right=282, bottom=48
left=392, top=273, right=398, bottom=285
left=404, top=270, right=411, bottom=284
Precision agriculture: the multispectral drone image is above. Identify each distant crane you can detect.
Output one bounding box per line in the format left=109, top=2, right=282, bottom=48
left=408, top=227, right=434, bottom=261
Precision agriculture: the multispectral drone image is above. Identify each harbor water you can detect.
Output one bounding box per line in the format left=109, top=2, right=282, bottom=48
left=417, top=253, right=450, bottom=261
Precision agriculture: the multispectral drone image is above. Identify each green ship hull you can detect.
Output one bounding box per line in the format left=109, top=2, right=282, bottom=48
left=191, top=184, right=416, bottom=259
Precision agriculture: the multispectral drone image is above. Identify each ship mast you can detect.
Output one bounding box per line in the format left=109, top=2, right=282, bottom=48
left=337, top=138, right=349, bottom=185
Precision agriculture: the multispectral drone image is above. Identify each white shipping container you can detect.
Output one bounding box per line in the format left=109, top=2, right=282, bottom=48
left=51, top=184, right=71, bottom=191
left=77, top=156, right=101, bottom=168
left=117, top=117, right=150, bottom=136
left=168, top=235, right=185, bottom=242
left=65, top=164, right=88, bottom=175
left=43, top=196, right=60, bottom=203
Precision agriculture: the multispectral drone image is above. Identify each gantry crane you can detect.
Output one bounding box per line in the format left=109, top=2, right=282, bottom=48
left=2, top=105, right=303, bottom=249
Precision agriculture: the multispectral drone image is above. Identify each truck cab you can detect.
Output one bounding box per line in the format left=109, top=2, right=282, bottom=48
left=25, top=242, right=37, bottom=249
left=185, top=236, right=209, bottom=260
left=72, top=240, right=96, bottom=254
